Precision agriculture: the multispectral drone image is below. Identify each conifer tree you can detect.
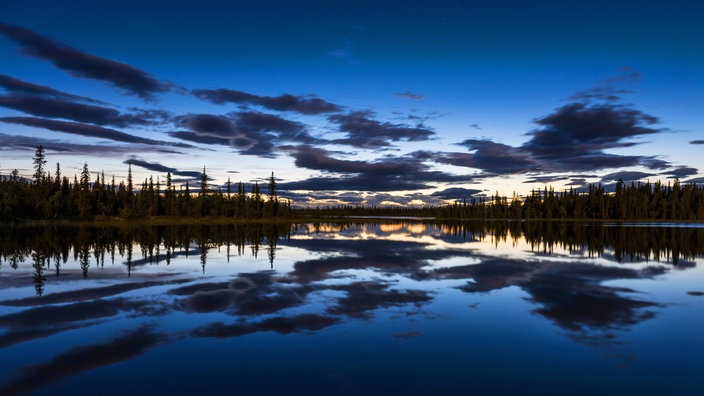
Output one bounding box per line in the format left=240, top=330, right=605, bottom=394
left=32, top=145, right=46, bottom=184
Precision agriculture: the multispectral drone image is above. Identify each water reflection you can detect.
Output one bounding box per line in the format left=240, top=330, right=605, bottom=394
left=0, top=221, right=702, bottom=395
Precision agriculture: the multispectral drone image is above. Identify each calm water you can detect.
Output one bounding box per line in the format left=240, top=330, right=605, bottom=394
left=0, top=221, right=702, bottom=395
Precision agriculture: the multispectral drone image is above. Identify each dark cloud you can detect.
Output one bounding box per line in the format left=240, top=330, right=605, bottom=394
left=0, top=74, right=102, bottom=103
left=0, top=326, right=167, bottom=396
left=568, top=86, right=633, bottom=102
left=362, top=192, right=444, bottom=207
left=396, top=91, right=424, bottom=100
left=661, top=166, right=699, bottom=179
left=690, top=140, right=704, bottom=145
left=0, top=23, right=169, bottom=99
left=167, top=131, right=232, bottom=146
left=0, top=133, right=184, bottom=156
left=291, top=146, right=420, bottom=175
left=451, top=139, right=536, bottom=174
left=329, top=111, right=435, bottom=148
left=685, top=177, right=704, bottom=184
left=431, top=101, right=672, bottom=178
left=431, top=187, right=483, bottom=200
left=600, top=171, right=654, bottom=183
left=180, top=114, right=236, bottom=137
left=125, top=159, right=206, bottom=179
left=0, top=117, right=191, bottom=147
left=524, top=175, right=570, bottom=184
left=281, top=146, right=474, bottom=192
left=280, top=175, right=422, bottom=192
left=233, top=111, right=308, bottom=136
left=173, top=112, right=315, bottom=157
left=523, top=102, right=664, bottom=170
left=193, top=88, right=342, bottom=115
left=0, top=95, right=165, bottom=127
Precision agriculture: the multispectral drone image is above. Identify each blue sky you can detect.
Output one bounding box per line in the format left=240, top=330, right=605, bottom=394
left=1, top=0, right=702, bottom=206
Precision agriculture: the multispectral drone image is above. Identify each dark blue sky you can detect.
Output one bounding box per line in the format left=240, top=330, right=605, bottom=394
left=1, top=0, right=702, bottom=205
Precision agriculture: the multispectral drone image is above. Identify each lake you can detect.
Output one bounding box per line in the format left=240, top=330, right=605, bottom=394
left=0, top=221, right=702, bottom=395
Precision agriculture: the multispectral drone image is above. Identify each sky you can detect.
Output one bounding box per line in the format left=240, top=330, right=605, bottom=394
left=0, top=0, right=702, bottom=206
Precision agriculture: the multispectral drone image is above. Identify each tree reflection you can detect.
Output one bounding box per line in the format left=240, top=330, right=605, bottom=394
left=1, top=221, right=703, bottom=297
left=31, top=252, right=45, bottom=296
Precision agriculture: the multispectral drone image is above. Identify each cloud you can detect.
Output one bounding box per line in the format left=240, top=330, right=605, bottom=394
left=0, top=95, right=166, bottom=127
left=232, top=111, right=313, bottom=143
left=291, top=146, right=419, bottom=175
left=0, top=23, right=169, bottom=99
left=396, top=91, right=424, bottom=100
left=661, top=166, right=699, bottom=179
left=600, top=171, right=654, bottom=183
left=685, top=177, right=704, bottom=184
left=166, top=131, right=232, bottom=146
left=523, top=175, right=570, bottom=184
left=0, top=133, right=185, bottom=157
left=0, top=117, right=191, bottom=147
left=523, top=102, right=664, bottom=169
left=280, top=147, right=475, bottom=192
left=430, top=187, right=484, bottom=200
left=172, top=112, right=316, bottom=157
left=193, top=89, right=342, bottom=115
left=568, top=86, right=633, bottom=102
left=452, top=139, right=536, bottom=174
left=430, top=100, right=673, bottom=178
left=690, top=140, right=704, bottom=145
left=0, top=74, right=102, bottom=103
left=124, top=159, right=206, bottom=179
left=329, top=111, right=435, bottom=148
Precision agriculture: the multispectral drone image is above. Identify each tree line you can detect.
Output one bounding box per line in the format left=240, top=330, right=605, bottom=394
left=436, top=181, right=704, bottom=220
left=1, top=146, right=704, bottom=221
left=0, top=146, right=288, bottom=220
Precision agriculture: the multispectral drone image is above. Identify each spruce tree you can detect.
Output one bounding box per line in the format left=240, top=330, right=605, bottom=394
left=32, top=145, right=47, bottom=184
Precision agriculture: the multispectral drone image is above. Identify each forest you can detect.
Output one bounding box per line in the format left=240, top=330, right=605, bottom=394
left=1, top=146, right=704, bottom=221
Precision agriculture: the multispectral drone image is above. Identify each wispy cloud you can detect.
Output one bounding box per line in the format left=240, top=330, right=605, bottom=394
left=329, top=111, right=435, bottom=148
left=0, top=133, right=182, bottom=156
left=172, top=112, right=318, bottom=157
left=279, top=146, right=477, bottom=192
left=0, top=117, right=190, bottom=147
left=0, top=74, right=103, bottom=104
left=0, top=95, right=167, bottom=127
left=0, top=23, right=169, bottom=100
left=395, top=91, right=424, bottom=100
left=425, top=98, right=671, bottom=178
left=193, top=89, right=342, bottom=115
left=125, top=158, right=205, bottom=179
